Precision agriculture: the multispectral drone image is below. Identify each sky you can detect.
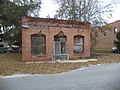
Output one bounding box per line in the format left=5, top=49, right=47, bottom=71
left=111, top=5, right=120, bottom=22
left=40, top=0, right=120, bottom=23
left=40, top=0, right=58, bottom=18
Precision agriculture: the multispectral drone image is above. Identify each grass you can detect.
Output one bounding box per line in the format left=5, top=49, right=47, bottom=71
left=0, top=53, right=120, bottom=76
left=0, top=53, right=21, bottom=62
left=93, top=50, right=112, bottom=53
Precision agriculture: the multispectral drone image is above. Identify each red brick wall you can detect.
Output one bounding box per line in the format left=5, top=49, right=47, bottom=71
left=22, top=16, right=91, bottom=61
left=93, top=20, right=120, bottom=50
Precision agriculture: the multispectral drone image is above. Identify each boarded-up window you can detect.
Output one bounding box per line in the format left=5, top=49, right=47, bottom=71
left=31, top=34, right=46, bottom=56
left=74, top=35, right=84, bottom=53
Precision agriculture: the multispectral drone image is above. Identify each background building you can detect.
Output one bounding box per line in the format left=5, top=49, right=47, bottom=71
left=93, top=20, right=120, bottom=51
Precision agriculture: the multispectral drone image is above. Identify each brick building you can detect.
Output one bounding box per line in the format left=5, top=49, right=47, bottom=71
left=93, top=20, right=120, bottom=50
left=22, top=16, right=91, bottom=61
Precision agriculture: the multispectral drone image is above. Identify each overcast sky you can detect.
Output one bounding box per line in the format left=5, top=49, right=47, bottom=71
left=40, top=0, right=58, bottom=18
left=40, top=0, right=120, bottom=23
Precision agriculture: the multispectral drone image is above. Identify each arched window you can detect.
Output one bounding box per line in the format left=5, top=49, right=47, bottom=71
left=31, top=34, right=46, bottom=56
left=114, top=27, right=118, bottom=34
left=73, top=35, right=84, bottom=53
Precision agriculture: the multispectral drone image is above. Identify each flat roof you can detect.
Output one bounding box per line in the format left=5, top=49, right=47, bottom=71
left=22, top=16, right=91, bottom=26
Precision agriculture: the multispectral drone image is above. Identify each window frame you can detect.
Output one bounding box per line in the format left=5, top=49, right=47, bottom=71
left=73, top=35, right=84, bottom=54
left=31, top=34, right=46, bottom=56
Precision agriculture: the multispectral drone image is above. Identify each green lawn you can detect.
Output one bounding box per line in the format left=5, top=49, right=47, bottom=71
left=93, top=50, right=112, bottom=53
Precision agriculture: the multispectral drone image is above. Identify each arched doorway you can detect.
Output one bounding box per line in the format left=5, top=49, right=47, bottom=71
left=53, top=31, right=68, bottom=60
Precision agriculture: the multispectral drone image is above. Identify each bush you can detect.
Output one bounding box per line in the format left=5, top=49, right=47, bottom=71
left=114, top=31, right=120, bottom=51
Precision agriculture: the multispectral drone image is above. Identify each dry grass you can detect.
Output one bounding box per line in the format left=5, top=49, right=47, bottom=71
left=0, top=53, right=21, bottom=62
left=0, top=53, right=120, bottom=76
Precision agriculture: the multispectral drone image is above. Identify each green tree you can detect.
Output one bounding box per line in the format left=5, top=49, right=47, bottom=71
left=0, top=0, right=41, bottom=48
left=114, top=31, right=120, bottom=51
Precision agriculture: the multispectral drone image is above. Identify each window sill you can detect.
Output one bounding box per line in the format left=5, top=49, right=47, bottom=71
left=32, top=55, right=46, bottom=57
left=73, top=52, right=84, bottom=55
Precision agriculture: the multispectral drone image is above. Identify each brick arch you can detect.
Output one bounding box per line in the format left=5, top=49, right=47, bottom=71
left=31, top=33, right=46, bottom=37
left=74, top=35, right=84, bottom=38
left=54, top=31, right=66, bottom=37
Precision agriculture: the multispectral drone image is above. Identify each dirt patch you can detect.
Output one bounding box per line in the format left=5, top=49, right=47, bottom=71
left=0, top=53, right=120, bottom=76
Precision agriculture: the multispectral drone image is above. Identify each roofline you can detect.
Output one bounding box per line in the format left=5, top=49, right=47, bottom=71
left=106, top=20, right=120, bottom=26
left=22, top=16, right=91, bottom=25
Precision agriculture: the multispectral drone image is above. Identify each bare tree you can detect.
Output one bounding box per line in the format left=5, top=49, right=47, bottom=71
left=54, top=0, right=116, bottom=26
left=53, top=0, right=118, bottom=52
